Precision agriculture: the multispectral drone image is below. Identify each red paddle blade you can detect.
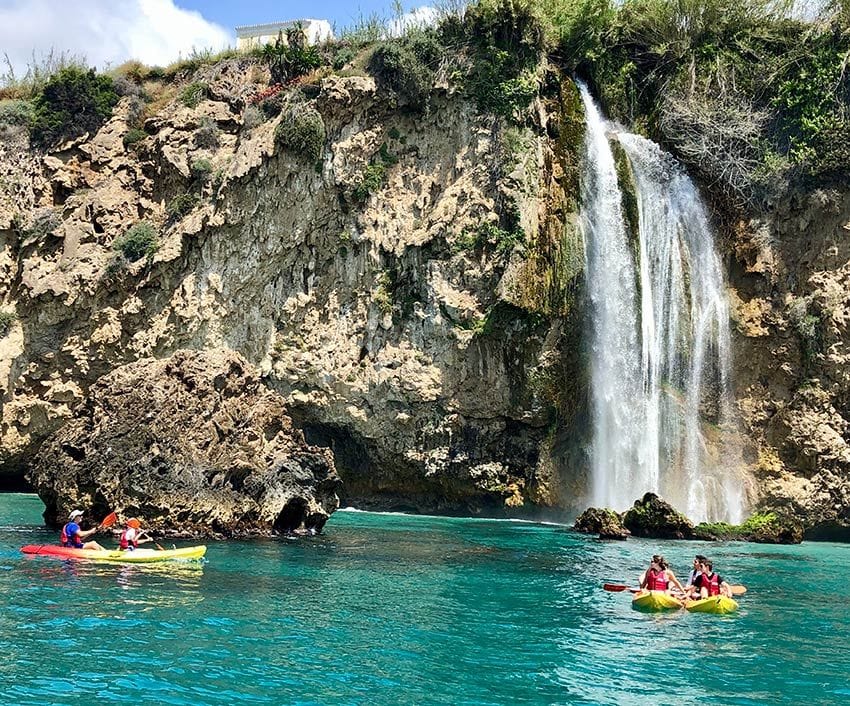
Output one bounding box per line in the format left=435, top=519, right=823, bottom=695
left=602, top=583, right=628, bottom=592
left=100, top=512, right=117, bottom=528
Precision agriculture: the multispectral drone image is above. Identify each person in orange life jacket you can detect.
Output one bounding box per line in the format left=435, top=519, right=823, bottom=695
left=693, top=559, right=732, bottom=598
left=639, top=554, right=685, bottom=594
left=60, top=509, right=106, bottom=550
left=119, top=518, right=153, bottom=551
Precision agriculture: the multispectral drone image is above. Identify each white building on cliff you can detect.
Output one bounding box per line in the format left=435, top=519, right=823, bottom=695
left=235, top=19, right=333, bottom=49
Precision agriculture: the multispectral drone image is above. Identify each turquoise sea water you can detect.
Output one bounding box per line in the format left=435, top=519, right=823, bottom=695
left=1, top=493, right=848, bottom=705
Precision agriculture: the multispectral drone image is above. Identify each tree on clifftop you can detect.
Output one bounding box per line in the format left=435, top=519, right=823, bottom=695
left=30, top=66, right=118, bottom=148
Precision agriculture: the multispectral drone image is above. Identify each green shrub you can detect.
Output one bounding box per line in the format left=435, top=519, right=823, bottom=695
left=453, top=219, right=525, bottom=255
left=0, top=99, right=34, bottom=127
left=122, top=128, right=146, bottom=148
left=20, top=208, right=61, bottom=243
left=0, top=310, right=17, bottom=337
left=0, top=48, right=87, bottom=100
left=331, top=45, right=357, bottom=70
left=444, top=0, right=544, bottom=119
left=126, top=95, right=146, bottom=129
left=353, top=143, right=398, bottom=201
left=113, top=221, right=158, bottom=262
left=167, top=192, right=200, bottom=220
left=30, top=66, right=118, bottom=148
left=194, top=118, right=220, bottom=149
left=789, top=296, right=822, bottom=366
left=367, top=37, right=437, bottom=109
left=275, top=105, right=325, bottom=162
left=101, top=254, right=128, bottom=283
left=553, top=0, right=850, bottom=204
left=180, top=82, right=207, bottom=108
left=242, top=105, right=265, bottom=130
left=261, top=31, right=322, bottom=84
left=189, top=157, right=213, bottom=182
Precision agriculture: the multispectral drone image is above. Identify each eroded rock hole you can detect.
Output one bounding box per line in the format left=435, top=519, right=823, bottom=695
left=273, top=497, right=308, bottom=533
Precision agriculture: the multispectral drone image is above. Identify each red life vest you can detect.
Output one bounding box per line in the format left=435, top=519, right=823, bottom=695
left=646, top=567, right=668, bottom=591
left=119, top=528, right=138, bottom=550
left=702, top=572, right=721, bottom=596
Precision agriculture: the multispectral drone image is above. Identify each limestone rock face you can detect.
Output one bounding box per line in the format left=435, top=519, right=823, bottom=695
left=0, top=64, right=586, bottom=518
left=730, top=188, right=850, bottom=536
left=28, top=349, right=340, bottom=536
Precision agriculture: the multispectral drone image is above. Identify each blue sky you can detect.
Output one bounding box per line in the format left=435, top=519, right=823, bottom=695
left=0, top=0, right=439, bottom=78
left=176, top=0, right=417, bottom=33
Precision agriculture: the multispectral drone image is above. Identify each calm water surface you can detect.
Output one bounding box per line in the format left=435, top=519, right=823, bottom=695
left=1, top=494, right=847, bottom=705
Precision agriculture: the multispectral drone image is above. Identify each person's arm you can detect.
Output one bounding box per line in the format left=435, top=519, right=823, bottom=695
left=667, top=570, right=685, bottom=592
left=638, top=570, right=648, bottom=589
left=78, top=526, right=99, bottom=540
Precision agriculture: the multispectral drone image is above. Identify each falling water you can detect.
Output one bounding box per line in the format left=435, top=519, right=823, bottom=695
left=578, top=83, right=745, bottom=523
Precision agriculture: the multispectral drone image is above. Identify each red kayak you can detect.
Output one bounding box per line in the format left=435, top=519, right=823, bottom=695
left=20, top=544, right=206, bottom=562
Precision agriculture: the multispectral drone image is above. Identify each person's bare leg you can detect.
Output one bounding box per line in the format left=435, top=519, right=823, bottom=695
left=83, top=541, right=105, bottom=550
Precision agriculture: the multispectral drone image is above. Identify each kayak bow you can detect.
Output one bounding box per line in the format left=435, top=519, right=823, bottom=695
left=631, top=590, right=683, bottom=612
left=685, top=595, right=739, bottom=615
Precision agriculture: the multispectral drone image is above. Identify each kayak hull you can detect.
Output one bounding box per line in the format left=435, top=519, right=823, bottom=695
left=20, top=545, right=206, bottom=563
left=685, top=596, right=739, bottom=615
left=632, top=590, right=682, bottom=612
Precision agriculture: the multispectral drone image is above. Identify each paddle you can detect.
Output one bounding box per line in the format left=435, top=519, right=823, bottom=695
left=603, top=583, right=640, bottom=592
left=140, top=531, right=165, bottom=551
left=99, top=512, right=117, bottom=529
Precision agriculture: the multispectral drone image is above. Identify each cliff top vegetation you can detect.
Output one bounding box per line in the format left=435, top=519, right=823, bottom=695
left=0, top=0, right=846, bottom=211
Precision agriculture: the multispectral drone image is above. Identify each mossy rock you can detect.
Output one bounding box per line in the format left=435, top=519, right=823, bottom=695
left=694, top=512, right=803, bottom=545
left=622, top=492, right=695, bottom=540
left=574, top=507, right=630, bottom=540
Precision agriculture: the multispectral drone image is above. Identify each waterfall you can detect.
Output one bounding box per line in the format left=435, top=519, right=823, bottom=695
left=578, top=83, right=745, bottom=523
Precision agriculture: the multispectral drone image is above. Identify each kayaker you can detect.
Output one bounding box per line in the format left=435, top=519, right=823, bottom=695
left=688, top=554, right=708, bottom=585
left=639, top=555, right=685, bottom=594
left=118, top=518, right=153, bottom=551
left=692, top=559, right=732, bottom=598
left=60, top=510, right=106, bottom=551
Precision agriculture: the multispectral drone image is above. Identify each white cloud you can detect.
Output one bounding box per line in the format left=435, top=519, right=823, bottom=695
left=0, top=0, right=233, bottom=76
left=387, top=6, right=439, bottom=38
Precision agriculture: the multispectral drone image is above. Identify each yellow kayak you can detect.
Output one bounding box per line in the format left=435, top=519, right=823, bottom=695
left=685, top=595, right=739, bottom=614
left=632, top=590, right=682, bottom=612
left=21, top=544, right=206, bottom=563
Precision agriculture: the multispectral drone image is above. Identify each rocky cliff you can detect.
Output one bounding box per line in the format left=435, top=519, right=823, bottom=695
left=0, top=58, right=587, bottom=524
left=29, top=349, right=339, bottom=535
left=1, top=47, right=848, bottom=537
left=730, top=187, right=850, bottom=538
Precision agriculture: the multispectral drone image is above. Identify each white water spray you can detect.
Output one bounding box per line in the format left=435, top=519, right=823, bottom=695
left=578, top=83, right=745, bottom=523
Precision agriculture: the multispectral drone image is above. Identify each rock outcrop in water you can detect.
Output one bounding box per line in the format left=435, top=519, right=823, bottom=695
left=28, top=349, right=340, bottom=536
left=576, top=493, right=803, bottom=544
left=573, top=507, right=630, bottom=540
left=621, top=493, right=695, bottom=540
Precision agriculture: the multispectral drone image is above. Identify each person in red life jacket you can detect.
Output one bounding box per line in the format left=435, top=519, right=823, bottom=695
left=119, top=518, right=153, bottom=551
left=693, top=559, right=732, bottom=598
left=60, top=509, right=106, bottom=550
left=638, top=554, right=685, bottom=594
